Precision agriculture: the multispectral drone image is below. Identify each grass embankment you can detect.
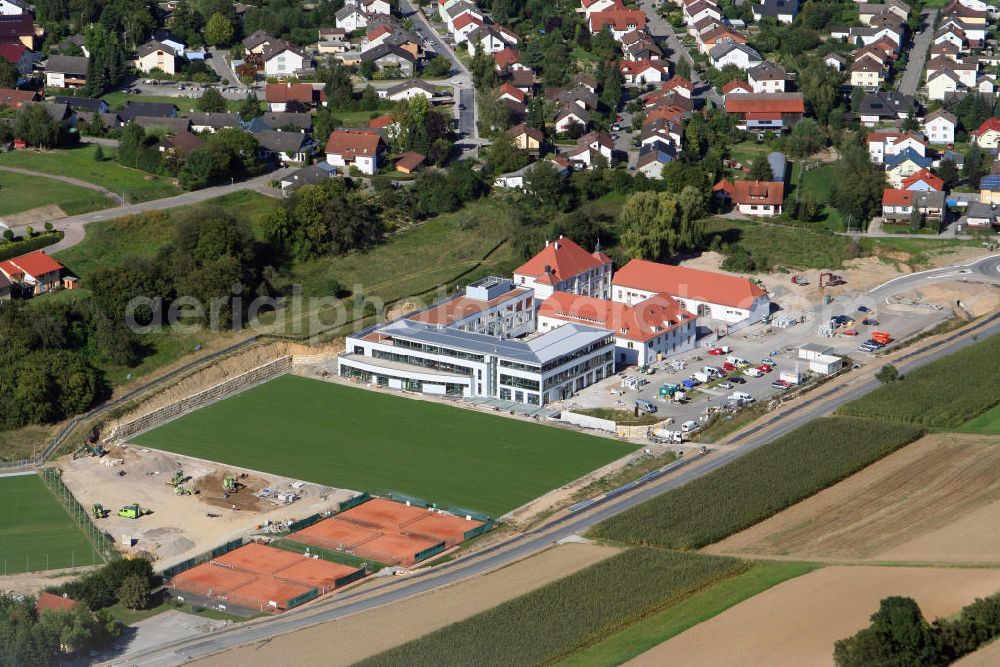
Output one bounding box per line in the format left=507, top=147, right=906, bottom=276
left=0, top=145, right=180, bottom=203
left=703, top=218, right=860, bottom=271
left=838, top=332, right=1000, bottom=428
left=557, top=560, right=821, bottom=667
left=589, top=417, right=924, bottom=549
left=0, top=170, right=112, bottom=216
left=356, top=549, right=747, bottom=667
left=574, top=407, right=661, bottom=426
left=133, top=375, right=638, bottom=516
left=0, top=474, right=101, bottom=574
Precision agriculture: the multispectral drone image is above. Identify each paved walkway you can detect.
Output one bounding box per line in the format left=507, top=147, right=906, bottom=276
left=0, top=165, right=124, bottom=205
left=8, top=169, right=291, bottom=252
left=898, top=9, right=938, bottom=96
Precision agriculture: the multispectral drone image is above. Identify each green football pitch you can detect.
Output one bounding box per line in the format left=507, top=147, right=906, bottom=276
left=133, top=375, right=639, bottom=516
left=0, top=474, right=102, bottom=574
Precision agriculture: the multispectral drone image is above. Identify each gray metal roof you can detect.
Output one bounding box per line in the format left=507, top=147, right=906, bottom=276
left=380, top=319, right=611, bottom=365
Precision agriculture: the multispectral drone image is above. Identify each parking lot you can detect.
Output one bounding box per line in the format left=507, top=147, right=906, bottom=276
left=555, top=289, right=952, bottom=437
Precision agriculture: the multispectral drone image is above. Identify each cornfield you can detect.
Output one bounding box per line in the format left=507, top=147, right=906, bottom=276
left=589, top=417, right=923, bottom=550
left=838, top=333, right=1000, bottom=428
left=356, top=549, right=746, bottom=667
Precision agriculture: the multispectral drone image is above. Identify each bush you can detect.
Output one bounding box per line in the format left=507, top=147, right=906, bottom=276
left=839, top=333, right=1000, bottom=427
left=357, top=549, right=746, bottom=667
left=589, top=417, right=924, bottom=549
left=51, top=558, right=157, bottom=610
left=0, top=231, right=63, bottom=262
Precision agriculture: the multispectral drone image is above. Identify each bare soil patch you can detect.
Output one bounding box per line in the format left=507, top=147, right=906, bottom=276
left=195, top=542, right=620, bottom=667
left=705, top=434, right=1000, bottom=564
left=627, top=566, right=1000, bottom=667
left=2, top=204, right=67, bottom=226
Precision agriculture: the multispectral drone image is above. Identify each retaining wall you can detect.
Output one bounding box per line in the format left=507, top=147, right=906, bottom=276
left=560, top=411, right=617, bottom=433
left=109, top=356, right=293, bottom=442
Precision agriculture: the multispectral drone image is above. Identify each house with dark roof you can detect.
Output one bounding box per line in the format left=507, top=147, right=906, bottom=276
left=256, top=130, right=314, bottom=164
left=136, top=40, right=181, bottom=74
left=360, top=43, right=416, bottom=77
left=158, top=130, right=204, bottom=156
left=0, top=43, right=34, bottom=76
left=752, top=0, right=798, bottom=23
left=857, top=91, right=916, bottom=127
left=0, top=13, right=35, bottom=49
left=45, top=55, right=88, bottom=88
left=279, top=162, right=337, bottom=195
left=132, top=116, right=191, bottom=134
left=245, top=111, right=312, bottom=133
left=53, top=96, right=107, bottom=113
left=120, top=101, right=178, bottom=121
left=186, top=112, right=240, bottom=133
left=261, top=39, right=313, bottom=78
left=395, top=151, right=425, bottom=173
left=382, top=79, right=436, bottom=102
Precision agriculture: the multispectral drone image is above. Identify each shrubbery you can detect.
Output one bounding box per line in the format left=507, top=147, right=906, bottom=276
left=589, top=417, right=924, bottom=549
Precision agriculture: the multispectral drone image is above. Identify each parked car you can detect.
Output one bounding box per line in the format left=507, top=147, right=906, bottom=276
left=635, top=399, right=657, bottom=414
left=771, top=380, right=791, bottom=390
left=718, top=382, right=732, bottom=389
left=757, top=364, right=772, bottom=373
left=680, top=420, right=700, bottom=433
left=857, top=305, right=870, bottom=313
left=707, top=347, right=725, bottom=355
left=730, top=376, right=746, bottom=384
left=843, top=329, right=859, bottom=336
left=722, top=362, right=735, bottom=371
left=760, top=357, right=774, bottom=364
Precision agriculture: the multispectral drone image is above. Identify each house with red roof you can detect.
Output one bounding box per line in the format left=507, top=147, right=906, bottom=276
left=882, top=188, right=946, bottom=222
left=661, top=75, right=693, bottom=98
left=0, top=86, right=36, bottom=108
left=493, top=47, right=522, bottom=71
left=325, top=129, right=383, bottom=175
left=538, top=291, right=697, bottom=366
left=0, top=250, right=65, bottom=295
left=722, top=79, right=752, bottom=97
left=972, top=118, right=1000, bottom=149
left=724, top=92, right=804, bottom=132
left=901, top=168, right=944, bottom=192
left=451, top=12, right=484, bottom=44
left=513, top=235, right=612, bottom=301
left=36, top=592, right=79, bottom=614
left=612, top=259, right=770, bottom=324
left=497, top=82, right=526, bottom=104
left=713, top=179, right=785, bottom=217
left=580, top=0, right=618, bottom=17
left=0, top=42, right=33, bottom=75
left=265, top=82, right=324, bottom=112
left=588, top=2, right=647, bottom=40
left=620, top=60, right=670, bottom=85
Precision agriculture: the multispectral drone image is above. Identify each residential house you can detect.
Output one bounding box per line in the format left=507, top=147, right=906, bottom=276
left=132, top=116, right=190, bottom=134
left=722, top=79, right=752, bottom=97
left=579, top=0, right=618, bottom=17
left=641, top=117, right=683, bottom=148
left=265, top=82, right=323, bottom=111
left=867, top=130, right=927, bottom=163
left=0, top=14, right=34, bottom=49
left=0, top=251, right=64, bottom=296
left=261, top=40, right=313, bottom=78
left=684, top=0, right=722, bottom=26
left=494, top=158, right=571, bottom=189
left=926, top=68, right=965, bottom=100
left=336, top=5, right=369, bottom=32
left=0, top=86, right=36, bottom=108
left=881, top=189, right=945, bottom=222
left=857, top=91, right=916, bottom=127
left=247, top=111, right=312, bottom=133
left=588, top=3, right=647, bottom=40
left=451, top=13, right=484, bottom=44
left=395, top=151, right=425, bottom=173
left=466, top=25, right=517, bottom=56
left=158, top=130, right=204, bottom=157
left=886, top=148, right=933, bottom=187
left=620, top=60, right=670, bottom=85
left=497, top=82, right=526, bottom=105
left=186, top=111, right=240, bottom=133
left=0, top=0, right=27, bottom=15
left=280, top=163, right=337, bottom=195
left=0, top=43, right=33, bottom=77
left=824, top=53, right=847, bottom=71
left=361, top=43, right=415, bottom=77
left=325, top=129, right=383, bottom=175
left=971, top=118, right=1000, bottom=149
left=858, top=0, right=910, bottom=23
left=963, top=201, right=999, bottom=228
left=120, top=101, right=177, bottom=121
left=747, top=62, right=786, bottom=93
left=45, top=55, right=88, bottom=88
left=934, top=25, right=966, bottom=49
left=493, top=47, right=522, bottom=71
left=555, top=105, right=591, bottom=134
left=697, top=26, right=747, bottom=55
left=382, top=79, right=436, bottom=102
left=136, top=40, right=180, bottom=74
left=752, top=0, right=799, bottom=24
left=979, top=173, right=1000, bottom=204
left=256, top=130, right=313, bottom=165
left=724, top=92, right=805, bottom=132
left=52, top=95, right=106, bottom=113
left=926, top=55, right=977, bottom=86
left=901, top=168, right=944, bottom=191
left=923, top=109, right=958, bottom=144
left=636, top=142, right=675, bottom=178
left=243, top=30, right=279, bottom=54
left=849, top=57, right=886, bottom=89
left=0, top=271, right=10, bottom=300
left=508, top=123, right=543, bottom=152
left=709, top=41, right=763, bottom=70
left=713, top=179, right=785, bottom=216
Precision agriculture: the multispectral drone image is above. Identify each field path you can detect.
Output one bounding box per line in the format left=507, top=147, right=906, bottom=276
left=0, top=165, right=123, bottom=205
left=627, top=566, right=1000, bottom=667
left=193, top=543, right=619, bottom=667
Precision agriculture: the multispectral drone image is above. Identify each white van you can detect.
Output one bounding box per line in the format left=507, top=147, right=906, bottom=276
left=730, top=392, right=754, bottom=404
left=680, top=420, right=700, bottom=433
left=635, top=399, right=658, bottom=414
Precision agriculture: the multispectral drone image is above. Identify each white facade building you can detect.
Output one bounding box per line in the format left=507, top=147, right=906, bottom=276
left=513, top=236, right=612, bottom=302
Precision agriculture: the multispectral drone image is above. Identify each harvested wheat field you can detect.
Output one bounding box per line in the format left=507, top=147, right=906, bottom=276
left=627, top=566, right=1000, bottom=667
left=705, top=434, right=1000, bottom=564
left=196, top=542, right=620, bottom=667
left=955, top=637, right=1000, bottom=666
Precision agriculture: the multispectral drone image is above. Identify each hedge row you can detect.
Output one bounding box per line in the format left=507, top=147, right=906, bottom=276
left=838, top=332, right=1000, bottom=428
left=589, top=417, right=924, bottom=550
left=357, top=549, right=746, bottom=667
left=0, top=231, right=63, bottom=263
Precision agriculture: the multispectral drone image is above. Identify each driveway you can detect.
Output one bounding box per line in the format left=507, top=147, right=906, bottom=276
left=206, top=48, right=234, bottom=85
left=636, top=0, right=723, bottom=108
left=897, top=9, right=938, bottom=96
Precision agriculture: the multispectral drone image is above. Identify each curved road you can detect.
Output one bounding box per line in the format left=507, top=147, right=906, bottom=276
left=118, top=254, right=1000, bottom=667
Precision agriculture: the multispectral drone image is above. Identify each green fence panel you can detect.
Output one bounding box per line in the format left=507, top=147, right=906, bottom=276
left=413, top=541, right=446, bottom=563
left=287, top=587, right=319, bottom=609
left=337, top=492, right=371, bottom=513
left=334, top=568, right=367, bottom=588
left=288, top=513, right=323, bottom=533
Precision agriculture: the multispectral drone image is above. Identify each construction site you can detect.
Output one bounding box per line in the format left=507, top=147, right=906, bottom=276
left=58, top=443, right=356, bottom=570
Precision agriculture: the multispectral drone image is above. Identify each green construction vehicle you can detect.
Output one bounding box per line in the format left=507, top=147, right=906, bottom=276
left=167, top=470, right=185, bottom=487
left=117, top=504, right=146, bottom=519
left=175, top=485, right=193, bottom=496
left=222, top=474, right=236, bottom=496
left=73, top=443, right=107, bottom=460
left=91, top=503, right=105, bottom=519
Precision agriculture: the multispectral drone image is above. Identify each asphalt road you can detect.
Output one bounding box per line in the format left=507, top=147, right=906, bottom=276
left=117, top=253, right=1000, bottom=667
left=898, top=9, right=938, bottom=97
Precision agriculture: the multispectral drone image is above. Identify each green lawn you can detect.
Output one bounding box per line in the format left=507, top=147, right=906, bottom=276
left=0, top=170, right=113, bottom=216
left=704, top=217, right=858, bottom=270
left=957, top=404, right=1000, bottom=435
left=132, top=375, right=638, bottom=516
left=556, top=560, right=821, bottom=667
left=0, top=474, right=101, bottom=574
left=0, top=145, right=181, bottom=203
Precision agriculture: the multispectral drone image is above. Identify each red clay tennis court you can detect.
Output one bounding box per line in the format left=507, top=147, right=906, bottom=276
left=169, top=543, right=365, bottom=613
left=289, top=499, right=486, bottom=566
